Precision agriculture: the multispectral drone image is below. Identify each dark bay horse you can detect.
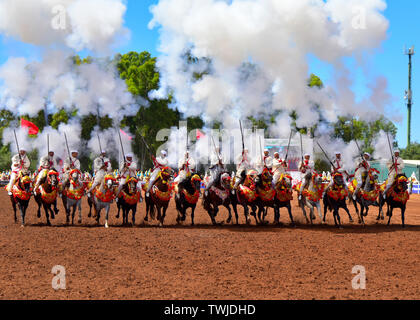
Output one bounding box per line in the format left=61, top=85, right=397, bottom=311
left=34, top=169, right=60, bottom=226
left=202, top=172, right=239, bottom=225
left=377, top=174, right=409, bottom=227
left=175, top=174, right=202, bottom=225
left=255, top=168, right=276, bottom=225
left=235, top=169, right=259, bottom=225
left=273, top=173, right=295, bottom=226
left=9, top=172, right=32, bottom=226
left=323, top=172, right=353, bottom=227
left=144, top=167, right=173, bottom=226
left=116, top=177, right=141, bottom=226
left=348, top=168, right=380, bottom=224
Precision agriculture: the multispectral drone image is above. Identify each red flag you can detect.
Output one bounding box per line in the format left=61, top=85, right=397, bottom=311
left=196, top=129, right=205, bottom=140
left=21, top=118, right=39, bottom=136
left=120, top=128, right=133, bottom=141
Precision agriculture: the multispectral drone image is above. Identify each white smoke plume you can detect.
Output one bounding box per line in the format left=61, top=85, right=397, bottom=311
left=372, top=129, right=394, bottom=161
left=87, top=126, right=132, bottom=164
left=0, top=51, right=137, bottom=119
left=149, top=0, right=390, bottom=131
left=0, top=0, right=129, bottom=53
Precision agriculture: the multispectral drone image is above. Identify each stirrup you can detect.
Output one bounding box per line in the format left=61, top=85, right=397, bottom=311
left=8, top=191, right=12, bottom=196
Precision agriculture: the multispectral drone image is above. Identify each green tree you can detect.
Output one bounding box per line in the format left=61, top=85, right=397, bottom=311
left=401, top=143, right=420, bottom=160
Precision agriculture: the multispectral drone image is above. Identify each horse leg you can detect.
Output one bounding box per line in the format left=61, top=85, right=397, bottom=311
left=243, top=206, right=250, bottom=225
left=132, top=206, right=136, bottom=226
left=116, top=201, right=120, bottom=219
left=11, top=198, right=17, bottom=223
left=352, top=199, right=361, bottom=223
left=401, top=206, right=405, bottom=228
left=65, top=203, right=70, bottom=224
left=71, top=205, right=76, bottom=225
left=274, top=205, right=280, bottom=225
left=334, top=207, right=342, bottom=228
left=323, top=199, right=328, bottom=223
left=233, top=203, right=239, bottom=225
left=105, top=204, right=110, bottom=228
left=316, top=202, right=322, bottom=221
left=301, top=202, right=309, bottom=224
left=191, top=206, right=195, bottom=226
left=387, top=206, right=393, bottom=226
left=225, top=205, right=232, bottom=224
left=18, top=202, right=25, bottom=226
left=36, top=198, right=42, bottom=218
left=53, top=200, right=59, bottom=216
left=343, top=204, right=353, bottom=223
left=44, top=204, right=51, bottom=226
left=160, top=206, right=168, bottom=226
left=287, top=203, right=295, bottom=226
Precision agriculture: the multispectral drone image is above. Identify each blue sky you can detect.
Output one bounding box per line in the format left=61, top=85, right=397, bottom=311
left=0, top=0, right=419, bottom=148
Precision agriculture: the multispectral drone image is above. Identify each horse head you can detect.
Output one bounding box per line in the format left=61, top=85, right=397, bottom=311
left=69, top=169, right=81, bottom=183
left=159, top=167, right=173, bottom=185
left=190, top=174, right=202, bottom=190
left=104, top=175, right=116, bottom=190
left=311, top=171, right=322, bottom=185
left=364, top=168, right=379, bottom=191
left=332, top=172, right=344, bottom=187
left=277, top=173, right=292, bottom=190
left=47, top=170, right=59, bottom=187
left=19, top=173, right=32, bottom=193
left=220, top=173, right=232, bottom=190
left=395, top=174, right=408, bottom=193
left=126, top=177, right=138, bottom=194
left=244, top=169, right=258, bottom=187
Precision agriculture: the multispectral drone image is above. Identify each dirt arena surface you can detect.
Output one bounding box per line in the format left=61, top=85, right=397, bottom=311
left=0, top=190, right=419, bottom=300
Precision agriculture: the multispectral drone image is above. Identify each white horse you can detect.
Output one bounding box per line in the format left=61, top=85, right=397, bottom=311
left=297, top=172, right=324, bottom=224
left=62, top=169, right=86, bottom=225
left=91, top=174, right=117, bottom=228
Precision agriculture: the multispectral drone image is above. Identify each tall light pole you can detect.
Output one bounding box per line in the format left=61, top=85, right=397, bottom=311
left=404, top=45, right=415, bottom=146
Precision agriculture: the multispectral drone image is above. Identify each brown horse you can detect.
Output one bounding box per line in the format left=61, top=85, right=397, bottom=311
left=144, top=167, right=174, bottom=226
left=235, top=169, right=258, bottom=225
left=273, top=173, right=295, bottom=226
left=9, top=172, right=32, bottom=226
left=34, top=169, right=60, bottom=226
left=175, top=173, right=202, bottom=225
left=323, top=172, right=353, bottom=227
left=202, top=172, right=239, bottom=225
left=377, top=174, right=409, bottom=227
left=348, top=168, right=380, bottom=224
left=116, top=177, right=141, bottom=226
left=255, top=168, right=276, bottom=225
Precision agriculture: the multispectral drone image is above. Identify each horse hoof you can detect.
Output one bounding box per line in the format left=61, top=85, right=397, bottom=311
left=105, top=222, right=109, bottom=228
left=47, top=221, right=51, bottom=226
left=20, top=224, right=25, bottom=228
left=78, top=219, right=82, bottom=224
left=37, top=213, right=41, bottom=218
left=159, top=222, right=163, bottom=227
left=226, top=217, right=232, bottom=224
left=116, top=215, right=119, bottom=219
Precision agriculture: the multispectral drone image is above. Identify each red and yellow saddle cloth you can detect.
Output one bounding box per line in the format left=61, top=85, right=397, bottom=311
left=12, top=184, right=32, bottom=201
left=258, top=187, right=276, bottom=202
left=379, top=177, right=410, bottom=204
left=121, top=190, right=141, bottom=205
left=210, top=186, right=229, bottom=201
left=95, top=188, right=115, bottom=203
left=39, top=186, right=58, bottom=204
left=327, top=186, right=348, bottom=201
left=183, top=189, right=200, bottom=204
left=63, top=185, right=85, bottom=201
left=152, top=185, right=172, bottom=202
left=294, top=182, right=324, bottom=202
left=238, top=185, right=258, bottom=202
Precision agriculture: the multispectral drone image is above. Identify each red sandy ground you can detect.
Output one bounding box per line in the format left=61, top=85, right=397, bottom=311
left=0, top=191, right=419, bottom=300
